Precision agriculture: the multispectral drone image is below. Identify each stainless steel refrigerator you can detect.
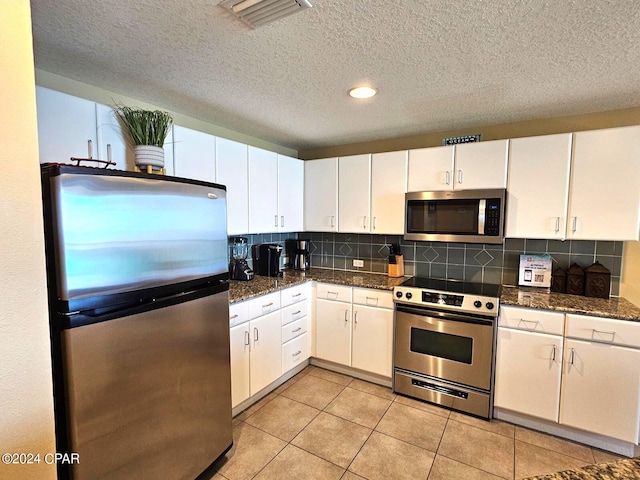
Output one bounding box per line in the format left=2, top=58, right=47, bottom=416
left=41, top=164, right=233, bottom=480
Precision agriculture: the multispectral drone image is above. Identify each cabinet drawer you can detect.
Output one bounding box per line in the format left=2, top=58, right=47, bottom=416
left=316, top=283, right=352, bottom=302
left=281, top=317, right=308, bottom=344
left=230, top=301, right=250, bottom=327
left=352, top=288, right=393, bottom=309
left=281, top=283, right=309, bottom=307
left=248, top=291, right=281, bottom=319
left=281, top=302, right=308, bottom=326
left=282, top=332, right=310, bottom=374
left=499, top=306, right=564, bottom=335
left=565, top=314, right=640, bottom=348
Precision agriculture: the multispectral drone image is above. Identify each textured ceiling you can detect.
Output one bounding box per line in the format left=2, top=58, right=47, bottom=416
left=30, top=0, right=640, bottom=151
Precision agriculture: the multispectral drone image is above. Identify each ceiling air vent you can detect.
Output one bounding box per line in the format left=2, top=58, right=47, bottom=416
left=219, top=0, right=312, bottom=28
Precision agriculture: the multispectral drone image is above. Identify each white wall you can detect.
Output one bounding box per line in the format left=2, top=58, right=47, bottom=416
left=621, top=242, right=640, bottom=307
left=0, top=1, right=57, bottom=479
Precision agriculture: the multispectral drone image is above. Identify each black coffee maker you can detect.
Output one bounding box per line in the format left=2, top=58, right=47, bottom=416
left=293, top=239, right=310, bottom=270
left=254, top=244, right=283, bottom=277
left=230, top=237, right=254, bottom=281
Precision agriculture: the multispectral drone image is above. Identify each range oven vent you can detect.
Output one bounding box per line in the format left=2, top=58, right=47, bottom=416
left=219, top=0, right=312, bottom=28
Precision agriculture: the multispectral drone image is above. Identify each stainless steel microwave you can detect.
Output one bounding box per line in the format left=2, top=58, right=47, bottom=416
left=405, top=189, right=506, bottom=244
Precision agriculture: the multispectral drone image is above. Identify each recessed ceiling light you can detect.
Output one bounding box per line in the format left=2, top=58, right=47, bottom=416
left=348, top=86, right=377, bottom=99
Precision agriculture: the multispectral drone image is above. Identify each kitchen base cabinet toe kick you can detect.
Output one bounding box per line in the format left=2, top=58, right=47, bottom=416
left=494, top=305, right=640, bottom=457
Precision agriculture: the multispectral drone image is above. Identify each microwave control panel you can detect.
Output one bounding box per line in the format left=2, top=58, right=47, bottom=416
left=484, top=198, right=502, bottom=236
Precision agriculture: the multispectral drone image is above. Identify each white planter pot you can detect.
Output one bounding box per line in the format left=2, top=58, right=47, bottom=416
left=134, top=145, right=165, bottom=171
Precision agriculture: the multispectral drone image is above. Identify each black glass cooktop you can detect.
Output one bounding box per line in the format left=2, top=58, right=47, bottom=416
left=401, top=277, right=502, bottom=298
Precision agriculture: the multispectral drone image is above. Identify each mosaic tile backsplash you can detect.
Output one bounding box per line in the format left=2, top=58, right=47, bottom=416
left=303, top=232, right=624, bottom=296
left=228, top=232, right=623, bottom=296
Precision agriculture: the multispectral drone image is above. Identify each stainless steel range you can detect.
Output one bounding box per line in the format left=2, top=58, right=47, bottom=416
left=393, top=277, right=501, bottom=419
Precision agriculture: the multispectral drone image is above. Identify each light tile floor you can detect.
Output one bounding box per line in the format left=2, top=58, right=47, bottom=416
left=211, top=366, right=623, bottom=480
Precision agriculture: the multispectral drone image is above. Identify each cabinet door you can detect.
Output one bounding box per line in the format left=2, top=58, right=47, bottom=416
left=351, top=305, right=393, bottom=377
left=506, top=134, right=572, bottom=239
left=277, top=154, right=304, bottom=232
left=559, top=339, right=640, bottom=443
left=36, top=86, right=97, bottom=164
left=315, top=299, right=352, bottom=366
left=248, top=146, right=278, bottom=233
left=216, top=138, right=248, bottom=235
left=567, top=126, right=640, bottom=241
left=494, top=328, right=563, bottom=422
left=304, top=158, right=338, bottom=231
left=96, top=103, right=131, bottom=171
left=338, top=154, right=371, bottom=232
left=173, top=125, right=216, bottom=182
left=371, top=151, right=407, bottom=234
left=454, top=139, right=509, bottom=190
left=249, top=311, right=282, bottom=394
left=407, top=146, right=454, bottom=192
left=230, top=324, right=250, bottom=408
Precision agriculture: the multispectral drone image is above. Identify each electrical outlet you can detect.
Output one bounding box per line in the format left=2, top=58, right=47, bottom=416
left=353, top=259, right=364, bottom=267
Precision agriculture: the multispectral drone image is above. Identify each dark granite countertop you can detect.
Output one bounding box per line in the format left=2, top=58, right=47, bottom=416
left=501, top=286, right=640, bottom=322
left=229, top=268, right=408, bottom=304
left=524, top=456, right=640, bottom=479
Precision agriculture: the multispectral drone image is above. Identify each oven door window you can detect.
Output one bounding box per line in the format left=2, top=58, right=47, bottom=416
left=410, top=327, right=473, bottom=364
left=407, top=199, right=479, bottom=234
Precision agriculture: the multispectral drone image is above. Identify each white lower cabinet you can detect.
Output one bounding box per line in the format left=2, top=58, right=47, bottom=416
left=230, top=285, right=310, bottom=409
left=559, top=340, right=640, bottom=444
left=249, top=311, right=282, bottom=394
left=315, top=284, right=393, bottom=378
left=315, top=298, right=352, bottom=366
left=496, top=306, right=640, bottom=445
left=495, top=328, right=563, bottom=422
left=351, top=304, right=393, bottom=377
left=229, top=323, right=251, bottom=408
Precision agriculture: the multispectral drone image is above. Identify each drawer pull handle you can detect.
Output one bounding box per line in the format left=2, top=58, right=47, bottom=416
left=244, top=331, right=250, bottom=346
left=328, top=291, right=338, bottom=299
left=365, top=296, right=378, bottom=306
left=292, top=293, right=302, bottom=298
left=292, top=310, right=302, bottom=316
left=292, top=327, right=302, bottom=333
left=292, top=350, right=302, bottom=357
left=230, top=314, right=238, bottom=320
left=518, top=319, right=540, bottom=329
left=262, top=302, right=274, bottom=309
left=569, top=348, right=575, bottom=365
left=593, top=329, right=616, bottom=340
left=551, top=345, right=557, bottom=362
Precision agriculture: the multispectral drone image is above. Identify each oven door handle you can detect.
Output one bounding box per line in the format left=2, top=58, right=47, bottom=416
left=395, top=304, right=495, bottom=325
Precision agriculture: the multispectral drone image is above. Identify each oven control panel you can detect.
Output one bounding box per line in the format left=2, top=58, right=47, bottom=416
left=394, top=287, right=499, bottom=315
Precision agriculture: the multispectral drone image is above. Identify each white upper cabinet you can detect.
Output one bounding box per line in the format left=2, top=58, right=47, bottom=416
left=338, top=154, right=371, bottom=232
left=36, top=86, right=98, bottom=165
left=408, top=145, right=455, bottom=191
left=567, top=126, right=640, bottom=241
left=506, top=134, right=572, bottom=239
left=371, top=151, right=407, bottom=234
left=216, top=137, right=248, bottom=235
left=454, top=139, right=509, bottom=190
left=304, top=158, right=338, bottom=232
left=248, top=146, right=279, bottom=233
left=277, top=154, right=304, bottom=232
left=173, top=125, right=216, bottom=183
left=408, top=140, right=508, bottom=192
left=96, top=103, right=130, bottom=171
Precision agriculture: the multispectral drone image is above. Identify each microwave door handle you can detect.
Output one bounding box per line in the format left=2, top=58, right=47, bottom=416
left=478, top=199, right=486, bottom=235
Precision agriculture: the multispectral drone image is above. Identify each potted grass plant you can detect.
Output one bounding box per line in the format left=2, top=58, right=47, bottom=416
left=113, top=104, right=173, bottom=173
